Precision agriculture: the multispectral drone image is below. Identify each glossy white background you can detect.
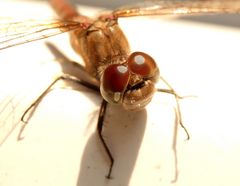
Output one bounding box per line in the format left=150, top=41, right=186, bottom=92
left=0, top=1, right=240, bottom=186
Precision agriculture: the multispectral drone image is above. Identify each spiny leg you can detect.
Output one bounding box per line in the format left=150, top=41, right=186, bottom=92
left=157, top=76, right=190, bottom=140
left=18, top=74, right=99, bottom=140
left=97, top=99, right=114, bottom=179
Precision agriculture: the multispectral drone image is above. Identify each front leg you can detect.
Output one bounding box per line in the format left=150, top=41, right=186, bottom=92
left=97, top=99, right=114, bottom=179
left=157, top=76, right=191, bottom=140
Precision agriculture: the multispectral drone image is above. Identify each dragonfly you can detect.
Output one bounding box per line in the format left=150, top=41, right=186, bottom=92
left=1, top=0, right=240, bottom=179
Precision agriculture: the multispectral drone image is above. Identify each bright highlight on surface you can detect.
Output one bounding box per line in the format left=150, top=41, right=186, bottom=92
left=134, top=55, right=145, bottom=65
left=117, top=65, right=128, bottom=73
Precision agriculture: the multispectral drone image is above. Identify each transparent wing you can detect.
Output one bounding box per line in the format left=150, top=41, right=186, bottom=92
left=0, top=19, right=83, bottom=50
left=113, top=0, right=240, bottom=17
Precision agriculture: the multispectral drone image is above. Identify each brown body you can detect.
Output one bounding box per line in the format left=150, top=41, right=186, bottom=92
left=49, top=0, right=158, bottom=111
left=70, top=19, right=130, bottom=78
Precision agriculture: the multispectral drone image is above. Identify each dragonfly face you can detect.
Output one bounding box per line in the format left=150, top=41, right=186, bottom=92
left=100, top=51, right=160, bottom=110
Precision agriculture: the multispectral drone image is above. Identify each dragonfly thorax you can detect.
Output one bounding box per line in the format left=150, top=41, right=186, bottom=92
left=70, top=18, right=130, bottom=78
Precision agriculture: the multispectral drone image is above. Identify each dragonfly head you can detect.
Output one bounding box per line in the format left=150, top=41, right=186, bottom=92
left=100, top=52, right=159, bottom=111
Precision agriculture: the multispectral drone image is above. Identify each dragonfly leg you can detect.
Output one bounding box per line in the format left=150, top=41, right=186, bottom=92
left=97, top=100, right=114, bottom=179
left=19, top=74, right=99, bottom=139
left=157, top=77, right=190, bottom=140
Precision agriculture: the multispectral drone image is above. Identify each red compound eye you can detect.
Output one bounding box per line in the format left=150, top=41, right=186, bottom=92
left=128, top=52, right=157, bottom=77
left=102, top=64, right=130, bottom=93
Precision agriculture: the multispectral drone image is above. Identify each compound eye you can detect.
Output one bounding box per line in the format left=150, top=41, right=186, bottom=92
left=128, top=52, right=157, bottom=77
left=102, top=64, right=130, bottom=93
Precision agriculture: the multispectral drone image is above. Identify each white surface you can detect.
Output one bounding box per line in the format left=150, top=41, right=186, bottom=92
left=0, top=1, right=240, bottom=186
